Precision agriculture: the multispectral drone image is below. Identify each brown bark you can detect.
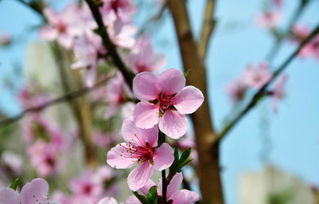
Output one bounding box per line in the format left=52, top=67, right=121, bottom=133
left=167, top=1, right=223, bottom=203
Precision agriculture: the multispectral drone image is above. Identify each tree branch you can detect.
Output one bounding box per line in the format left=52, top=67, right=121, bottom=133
left=218, top=23, right=319, bottom=140
left=167, top=0, right=223, bottom=203
left=198, top=0, right=217, bottom=60
left=0, top=75, right=114, bottom=127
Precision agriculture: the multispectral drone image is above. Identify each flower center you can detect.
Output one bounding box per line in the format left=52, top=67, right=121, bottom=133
left=111, top=0, right=126, bottom=13
left=83, top=184, right=93, bottom=195
left=136, top=143, right=155, bottom=163
left=158, top=93, right=175, bottom=112
left=57, top=22, right=67, bottom=34
left=44, top=156, right=55, bottom=168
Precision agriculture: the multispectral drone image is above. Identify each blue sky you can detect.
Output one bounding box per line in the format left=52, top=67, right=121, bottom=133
left=1, top=0, right=319, bottom=203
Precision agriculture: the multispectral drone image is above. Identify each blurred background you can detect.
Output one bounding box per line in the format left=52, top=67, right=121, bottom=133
left=1, top=0, right=319, bottom=203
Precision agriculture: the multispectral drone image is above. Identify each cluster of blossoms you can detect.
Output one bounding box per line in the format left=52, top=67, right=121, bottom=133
left=19, top=86, right=68, bottom=177
left=256, top=0, right=283, bottom=29
left=226, top=62, right=288, bottom=112
left=106, top=68, right=204, bottom=202
left=290, top=24, right=319, bottom=59
left=2, top=0, right=204, bottom=203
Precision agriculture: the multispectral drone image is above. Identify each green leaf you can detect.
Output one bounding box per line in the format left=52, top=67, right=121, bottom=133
left=133, top=191, right=149, bottom=204
left=9, top=178, right=21, bottom=190
left=169, top=148, right=192, bottom=174
left=146, top=186, right=158, bottom=204
left=184, top=69, right=191, bottom=78
left=180, top=148, right=192, bottom=163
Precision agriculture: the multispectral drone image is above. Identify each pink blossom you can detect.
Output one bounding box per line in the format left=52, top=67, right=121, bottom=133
left=158, top=173, right=199, bottom=204
left=69, top=170, right=103, bottom=202
left=104, top=72, right=133, bottom=119
left=40, top=4, right=84, bottom=49
left=107, top=118, right=174, bottom=191
left=19, top=85, right=51, bottom=111
left=132, top=68, right=204, bottom=139
left=21, top=116, right=65, bottom=149
left=28, top=141, right=59, bottom=177
left=1, top=151, right=23, bottom=175
left=97, top=197, right=118, bottom=204
left=71, top=30, right=106, bottom=87
left=226, top=79, right=247, bottom=103
left=127, top=173, right=199, bottom=204
left=270, top=74, right=288, bottom=112
left=272, top=0, right=283, bottom=9
left=242, top=62, right=272, bottom=89
left=92, top=131, right=115, bottom=148
left=256, top=10, right=281, bottom=29
left=100, top=0, right=136, bottom=24
left=128, top=36, right=166, bottom=73
left=0, top=32, right=11, bottom=46
left=0, top=178, right=59, bottom=204
left=108, top=19, right=136, bottom=48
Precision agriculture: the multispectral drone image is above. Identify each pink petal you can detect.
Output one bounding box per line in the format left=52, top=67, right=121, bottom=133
left=97, top=197, right=118, bottom=204
left=127, top=162, right=154, bottom=191
left=153, top=143, right=174, bottom=171
left=133, top=72, right=159, bottom=101
left=159, top=110, right=188, bottom=139
left=139, top=180, right=156, bottom=195
left=126, top=195, right=141, bottom=204
left=174, top=86, right=204, bottom=114
left=167, top=173, right=184, bottom=199
left=106, top=143, right=138, bottom=169
left=133, top=102, right=159, bottom=129
left=170, top=189, right=200, bottom=204
left=20, top=178, right=49, bottom=204
left=85, top=67, right=97, bottom=87
left=43, top=8, right=60, bottom=25
left=0, top=188, right=20, bottom=204
left=39, top=26, right=58, bottom=41
left=156, top=69, right=185, bottom=95
left=122, top=118, right=158, bottom=147
left=104, top=104, right=119, bottom=119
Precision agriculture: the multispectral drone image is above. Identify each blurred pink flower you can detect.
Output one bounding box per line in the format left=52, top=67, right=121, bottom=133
left=92, top=131, right=115, bottom=148
left=71, top=30, right=106, bottom=87
left=40, top=4, right=84, bottom=49
left=272, top=0, right=284, bottom=8
left=256, top=10, right=281, bottom=29
left=242, top=62, right=272, bottom=89
left=19, top=85, right=51, bottom=111
left=0, top=32, right=11, bottom=46
left=107, top=19, right=136, bottom=48
left=133, top=68, right=204, bottom=139
left=107, top=118, right=174, bottom=191
left=270, top=74, right=288, bottom=112
left=28, top=141, right=59, bottom=177
left=69, top=170, right=103, bottom=203
left=100, top=0, right=136, bottom=24
left=0, top=178, right=59, bottom=204
left=128, top=36, right=166, bottom=73
left=97, top=197, right=118, bottom=204
left=104, top=72, right=133, bottom=119
left=226, top=79, right=247, bottom=103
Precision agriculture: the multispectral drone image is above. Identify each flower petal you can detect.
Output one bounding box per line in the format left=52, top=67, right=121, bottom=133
left=167, top=173, right=183, bottom=199
left=174, top=86, right=204, bottom=114
left=106, top=143, right=138, bottom=169
left=156, top=69, right=185, bottom=95
left=122, top=118, right=158, bottom=147
left=127, top=162, right=154, bottom=191
left=170, top=190, right=200, bottom=204
left=159, top=110, right=188, bottom=139
left=0, top=188, right=20, bottom=204
left=97, top=197, right=118, bottom=204
left=133, top=102, right=159, bottom=129
left=20, top=178, right=49, bottom=204
left=153, top=143, right=174, bottom=171
left=133, top=72, right=159, bottom=101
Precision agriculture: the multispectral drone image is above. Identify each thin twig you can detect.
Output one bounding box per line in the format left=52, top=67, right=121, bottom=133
left=84, top=0, right=135, bottom=88
left=0, top=75, right=113, bottom=127
left=218, top=23, right=319, bottom=140
left=198, top=0, right=217, bottom=60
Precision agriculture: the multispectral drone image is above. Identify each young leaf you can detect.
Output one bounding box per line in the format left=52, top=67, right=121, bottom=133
left=133, top=191, right=149, bottom=204
left=9, top=178, right=21, bottom=190
left=146, top=186, right=158, bottom=204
